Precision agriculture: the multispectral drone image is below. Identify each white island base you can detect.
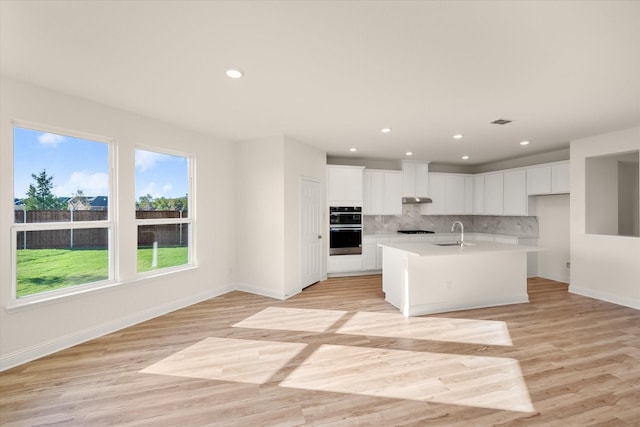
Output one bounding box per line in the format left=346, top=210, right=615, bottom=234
left=380, top=241, right=531, bottom=316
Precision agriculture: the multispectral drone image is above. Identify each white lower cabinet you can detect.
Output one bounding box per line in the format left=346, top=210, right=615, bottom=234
left=327, top=254, right=363, bottom=273
left=362, top=238, right=378, bottom=271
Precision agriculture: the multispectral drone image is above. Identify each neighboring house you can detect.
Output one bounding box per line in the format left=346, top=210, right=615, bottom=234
left=88, top=196, right=108, bottom=211
left=14, top=196, right=108, bottom=211
left=67, top=195, right=89, bottom=210
left=66, top=195, right=108, bottom=211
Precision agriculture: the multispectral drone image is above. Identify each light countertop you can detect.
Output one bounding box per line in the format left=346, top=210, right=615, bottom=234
left=377, top=240, right=539, bottom=257
left=365, top=232, right=538, bottom=239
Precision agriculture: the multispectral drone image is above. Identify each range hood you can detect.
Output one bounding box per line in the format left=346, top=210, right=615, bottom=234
left=402, top=196, right=432, bottom=204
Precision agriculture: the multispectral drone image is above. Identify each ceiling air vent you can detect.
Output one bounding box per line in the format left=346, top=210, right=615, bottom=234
left=491, top=119, right=512, bottom=125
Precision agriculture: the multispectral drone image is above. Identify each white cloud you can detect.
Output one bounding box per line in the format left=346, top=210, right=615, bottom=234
left=55, top=171, right=109, bottom=197
left=137, top=182, right=176, bottom=199
left=38, top=133, right=66, bottom=147
left=135, top=150, right=171, bottom=173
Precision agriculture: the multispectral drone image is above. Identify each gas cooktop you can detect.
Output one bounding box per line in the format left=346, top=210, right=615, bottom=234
left=397, top=230, right=435, bottom=234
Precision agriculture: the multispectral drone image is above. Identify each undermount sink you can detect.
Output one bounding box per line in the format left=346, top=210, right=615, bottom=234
left=435, top=242, right=476, bottom=247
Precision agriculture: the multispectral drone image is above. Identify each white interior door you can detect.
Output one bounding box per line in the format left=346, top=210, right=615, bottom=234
left=300, top=178, right=322, bottom=288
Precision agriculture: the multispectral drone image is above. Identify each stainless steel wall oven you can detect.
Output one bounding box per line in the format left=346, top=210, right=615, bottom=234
left=329, top=206, right=362, bottom=255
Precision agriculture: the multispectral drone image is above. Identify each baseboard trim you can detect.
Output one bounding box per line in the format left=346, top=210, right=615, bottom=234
left=568, top=285, right=640, bottom=310
left=537, top=272, right=570, bottom=284
left=408, top=295, right=530, bottom=317
left=234, top=282, right=286, bottom=300
left=0, top=285, right=233, bottom=372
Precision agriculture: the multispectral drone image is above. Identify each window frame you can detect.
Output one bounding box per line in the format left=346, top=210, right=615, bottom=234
left=10, top=121, right=116, bottom=307
left=134, top=146, right=193, bottom=276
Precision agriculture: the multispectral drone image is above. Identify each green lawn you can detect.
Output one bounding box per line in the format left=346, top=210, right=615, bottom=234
left=16, top=247, right=188, bottom=298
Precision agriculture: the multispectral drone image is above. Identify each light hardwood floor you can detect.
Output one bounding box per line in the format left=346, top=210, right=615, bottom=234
left=1, top=276, right=639, bottom=426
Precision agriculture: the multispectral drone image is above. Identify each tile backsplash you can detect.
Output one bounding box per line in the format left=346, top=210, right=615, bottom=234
left=363, top=204, right=539, bottom=237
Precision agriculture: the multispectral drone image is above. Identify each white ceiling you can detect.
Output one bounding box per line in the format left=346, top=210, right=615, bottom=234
left=1, top=0, right=639, bottom=165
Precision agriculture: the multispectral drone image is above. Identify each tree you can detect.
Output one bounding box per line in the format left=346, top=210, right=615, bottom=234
left=136, top=193, right=188, bottom=211
left=23, top=169, right=65, bottom=210
left=137, top=193, right=154, bottom=210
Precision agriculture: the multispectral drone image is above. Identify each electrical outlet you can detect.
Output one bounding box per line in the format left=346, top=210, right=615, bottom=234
left=566, top=262, right=571, bottom=269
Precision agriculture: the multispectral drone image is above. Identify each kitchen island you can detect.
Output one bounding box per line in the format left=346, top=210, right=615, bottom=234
left=379, top=240, right=535, bottom=316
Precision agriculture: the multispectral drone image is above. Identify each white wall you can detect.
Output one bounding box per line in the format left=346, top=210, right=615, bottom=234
left=0, top=78, right=237, bottom=370
left=235, top=136, right=286, bottom=298
left=235, top=135, right=326, bottom=299
left=283, top=136, right=326, bottom=297
left=570, top=126, right=640, bottom=310
left=535, top=194, right=570, bottom=283
left=585, top=156, right=620, bottom=235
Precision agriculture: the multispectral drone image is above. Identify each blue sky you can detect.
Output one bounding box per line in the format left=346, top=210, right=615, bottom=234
left=13, top=127, right=188, bottom=200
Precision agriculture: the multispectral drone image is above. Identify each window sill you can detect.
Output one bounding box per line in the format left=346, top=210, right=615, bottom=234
left=5, top=264, right=199, bottom=313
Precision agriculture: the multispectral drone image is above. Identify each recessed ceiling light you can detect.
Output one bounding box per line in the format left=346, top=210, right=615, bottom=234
left=381, top=128, right=392, bottom=133
left=453, top=134, right=463, bottom=140
left=349, top=148, right=357, bottom=152
left=520, top=140, right=530, bottom=146
left=405, top=151, right=413, bottom=156
left=462, top=155, right=470, bottom=160
left=225, top=68, right=244, bottom=79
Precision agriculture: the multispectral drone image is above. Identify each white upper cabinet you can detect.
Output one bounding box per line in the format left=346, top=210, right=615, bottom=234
left=464, top=176, right=474, bottom=214
left=445, top=174, right=465, bottom=214
left=484, top=172, right=504, bottom=215
left=402, top=161, right=429, bottom=197
left=551, top=162, right=570, bottom=193
left=363, top=169, right=402, bottom=215
left=527, top=165, right=552, bottom=194
left=421, top=173, right=472, bottom=215
left=526, top=161, right=570, bottom=195
left=503, top=169, right=528, bottom=215
left=473, top=175, right=485, bottom=214
left=422, top=173, right=446, bottom=214
left=327, top=165, right=364, bottom=206
left=383, top=172, right=403, bottom=214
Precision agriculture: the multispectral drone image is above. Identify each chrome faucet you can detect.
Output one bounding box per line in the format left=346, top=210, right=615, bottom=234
left=451, top=221, right=464, bottom=245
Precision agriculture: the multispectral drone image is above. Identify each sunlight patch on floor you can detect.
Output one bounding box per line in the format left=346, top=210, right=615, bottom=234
left=280, top=344, right=534, bottom=413
left=337, top=311, right=513, bottom=346
left=140, top=337, right=306, bottom=384
left=233, top=307, right=348, bottom=332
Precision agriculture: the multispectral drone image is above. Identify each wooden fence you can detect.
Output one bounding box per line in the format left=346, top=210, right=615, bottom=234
left=15, top=210, right=189, bottom=249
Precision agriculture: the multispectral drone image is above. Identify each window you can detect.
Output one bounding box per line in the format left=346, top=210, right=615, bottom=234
left=135, top=149, right=191, bottom=273
left=12, top=124, right=113, bottom=300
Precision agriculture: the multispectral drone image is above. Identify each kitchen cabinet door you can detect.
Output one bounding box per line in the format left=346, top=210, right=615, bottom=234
left=382, top=171, right=403, bottom=215
left=503, top=169, right=527, bottom=215
left=473, top=175, right=485, bottom=214
left=445, top=174, right=465, bottom=214
left=484, top=173, right=504, bottom=215
left=363, top=170, right=384, bottom=214
left=362, top=238, right=377, bottom=271
left=363, top=170, right=402, bottom=215
left=551, top=162, right=570, bottom=193
left=402, top=161, right=429, bottom=197
left=464, top=176, right=474, bottom=214
left=422, top=173, right=446, bottom=214
left=527, top=165, right=552, bottom=195
left=327, top=165, right=364, bottom=206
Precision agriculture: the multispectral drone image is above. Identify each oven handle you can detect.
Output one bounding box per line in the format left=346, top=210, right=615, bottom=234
left=330, top=227, right=362, bottom=231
